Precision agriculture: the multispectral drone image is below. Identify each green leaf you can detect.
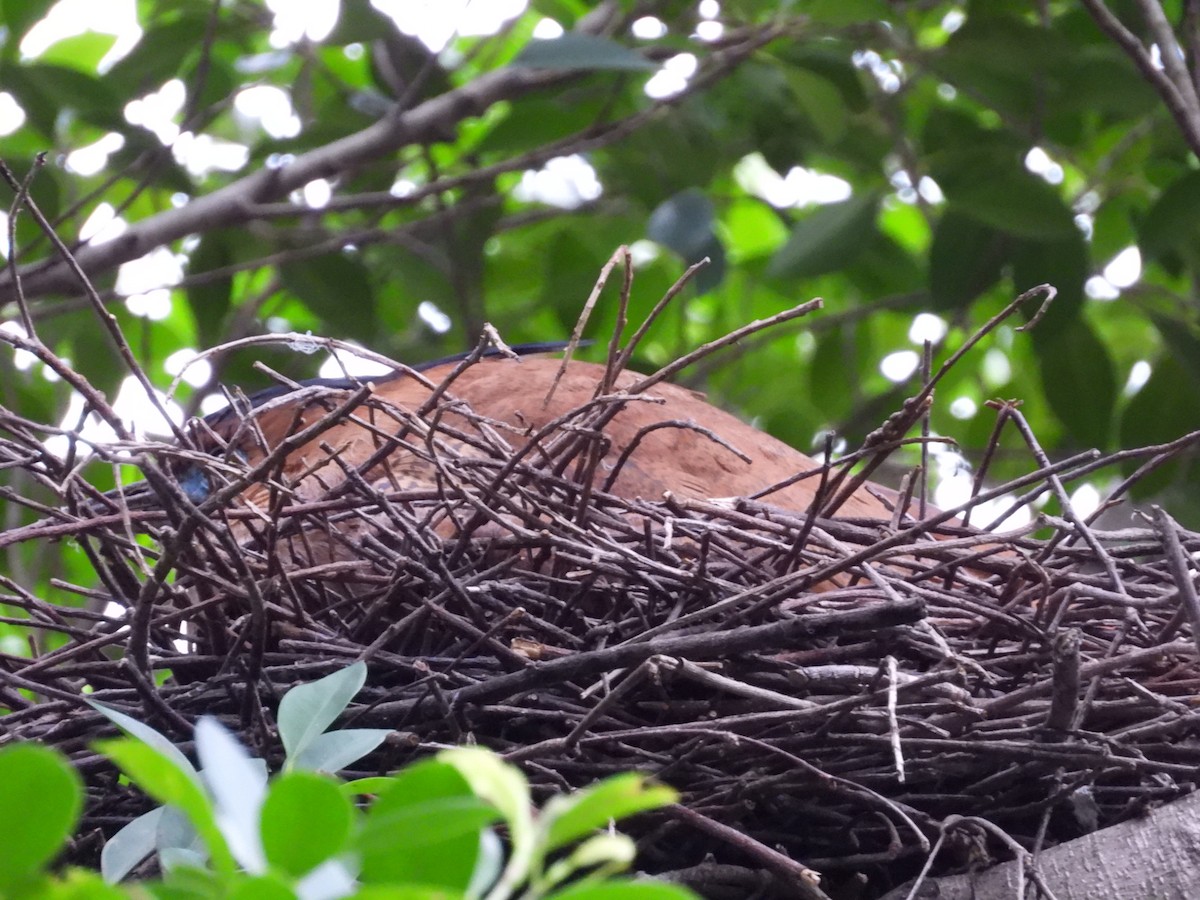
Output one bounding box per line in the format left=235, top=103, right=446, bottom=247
left=647, top=190, right=726, bottom=294
left=787, top=67, right=846, bottom=143
left=358, top=759, right=498, bottom=888
left=261, top=772, right=353, bottom=877
left=1, top=0, right=56, bottom=51
left=933, top=149, right=1077, bottom=240
left=341, top=776, right=397, bottom=797
left=513, top=33, right=655, bottom=71
left=87, top=700, right=199, bottom=779
left=1011, top=233, right=1088, bottom=334
left=104, top=16, right=206, bottom=94
left=1119, top=353, right=1200, bottom=502
left=226, top=874, right=298, bottom=900
left=279, top=252, right=377, bottom=342
left=101, top=806, right=163, bottom=884
left=290, top=728, right=393, bottom=774
left=542, top=773, right=677, bottom=854
left=19, top=868, right=128, bottom=899
left=1, top=62, right=123, bottom=133
left=647, top=189, right=715, bottom=261
left=95, top=738, right=236, bottom=875
left=186, top=230, right=235, bottom=348
left=35, top=32, right=117, bottom=73
left=929, top=211, right=1007, bottom=311
left=547, top=880, right=699, bottom=900
left=0, top=744, right=83, bottom=890
left=766, top=193, right=880, bottom=280
left=440, top=747, right=535, bottom=896
left=1033, top=322, right=1117, bottom=448
left=278, top=661, right=367, bottom=765
left=1138, top=169, right=1200, bottom=263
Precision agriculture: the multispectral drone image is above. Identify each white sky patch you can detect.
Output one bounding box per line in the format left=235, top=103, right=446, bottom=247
left=417, top=300, right=452, bottom=334
left=317, top=345, right=395, bottom=380
left=909, top=312, right=947, bottom=344
left=1124, top=359, right=1151, bottom=395
left=629, top=239, right=660, bottom=267
left=1070, top=483, right=1101, bottom=520
left=0, top=211, right=9, bottom=259
left=695, top=20, right=723, bottom=41
left=65, top=132, right=125, bottom=176
left=79, top=202, right=129, bottom=245
left=931, top=446, right=1032, bottom=531
left=532, top=18, right=564, bottom=39
left=124, top=79, right=186, bottom=143
left=235, top=85, right=302, bottom=139
left=0, top=322, right=37, bottom=370
left=880, top=350, right=919, bottom=382
left=20, top=0, right=142, bottom=69
left=918, top=176, right=943, bottom=204
left=44, top=375, right=185, bottom=458
left=173, top=132, right=250, bottom=177
left=949, top=396, right=977, bottom=419
left=299, top=178, right=332, bottom=208
left=0, top=92, right=26, bottom=136
left=852, top=49, right=903, bottom=94
left=1085, top=275, right=1120, bottom=300
left=632, top=16, right=668, bottom=39
left=1104, top=245, right=1141, bottom=288
left=942, top=9, right=965, bottom=33
left=1025, top=146, right=1064, bottom=185
left=734, top=154, right=853, bottom=208
left=125, top=289, right=172, bottom=320
left=699, top=0, right=721, bottom=18
left=372, top=0, right=527, bottom=51
left=981, top=347, right=1011, bottom=388
left=164, top=348, right=213, bottom=388
left=513, top=154, right=602, bottom=209
left=265, top=0, right=338, bottom=47
left=116, top=246, right=182, bottom=319
left=645, top=52, right=697, bottom=99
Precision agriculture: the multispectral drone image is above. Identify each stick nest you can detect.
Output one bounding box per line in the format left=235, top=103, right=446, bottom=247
left=3, top=293, right=1200, bottom=900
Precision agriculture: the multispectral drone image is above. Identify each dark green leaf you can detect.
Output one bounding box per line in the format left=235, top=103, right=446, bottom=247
left=1139, top=169, right=1200, bottom=263
left=279, top=252, right=377, bottom=341
left=261, top=772, right=353, bottom=877
left=186, top=230, right=235, bottom=348
left=513, top=33, right=655, bottom=71
left=787, top=68, right=846, bottom=143
left=1033, top=322, right=1117, bottom=448
left=1011, top=233, right=1088, bottom=334
left=0, top=744, right=82, bottom=890
left=1, top=0, right=55, bottom=52
left=647, top=189, right=715, bottom=259
left=929, top=212, right=1007, bottom=310
left=767, top=193, right=879, bottom=280
left=933, top=149, right=1077, bottom=240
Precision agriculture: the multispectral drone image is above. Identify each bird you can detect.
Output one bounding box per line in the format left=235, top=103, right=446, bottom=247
left=158, top=345, right=902, bottom=533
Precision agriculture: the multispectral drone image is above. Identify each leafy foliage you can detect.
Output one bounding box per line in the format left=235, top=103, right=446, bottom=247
left=6, top=663, right=690, bottom=900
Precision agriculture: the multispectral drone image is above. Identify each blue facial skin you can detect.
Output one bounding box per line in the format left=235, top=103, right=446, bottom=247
left=176, top=465, right=212, bottom=504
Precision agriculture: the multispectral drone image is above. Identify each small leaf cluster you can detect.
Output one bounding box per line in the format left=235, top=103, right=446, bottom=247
left=0, top=663, right=693, bottom=900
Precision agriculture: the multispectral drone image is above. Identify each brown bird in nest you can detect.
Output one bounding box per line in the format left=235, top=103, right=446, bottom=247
left=146, top=344, right=906, bottom=535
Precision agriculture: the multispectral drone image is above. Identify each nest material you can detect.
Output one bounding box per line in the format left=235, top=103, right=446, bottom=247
left=4, top=306, right=1200, bottom=899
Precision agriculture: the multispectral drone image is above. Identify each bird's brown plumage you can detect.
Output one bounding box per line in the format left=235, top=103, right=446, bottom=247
left=198, top=356, right=896, bottom=524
